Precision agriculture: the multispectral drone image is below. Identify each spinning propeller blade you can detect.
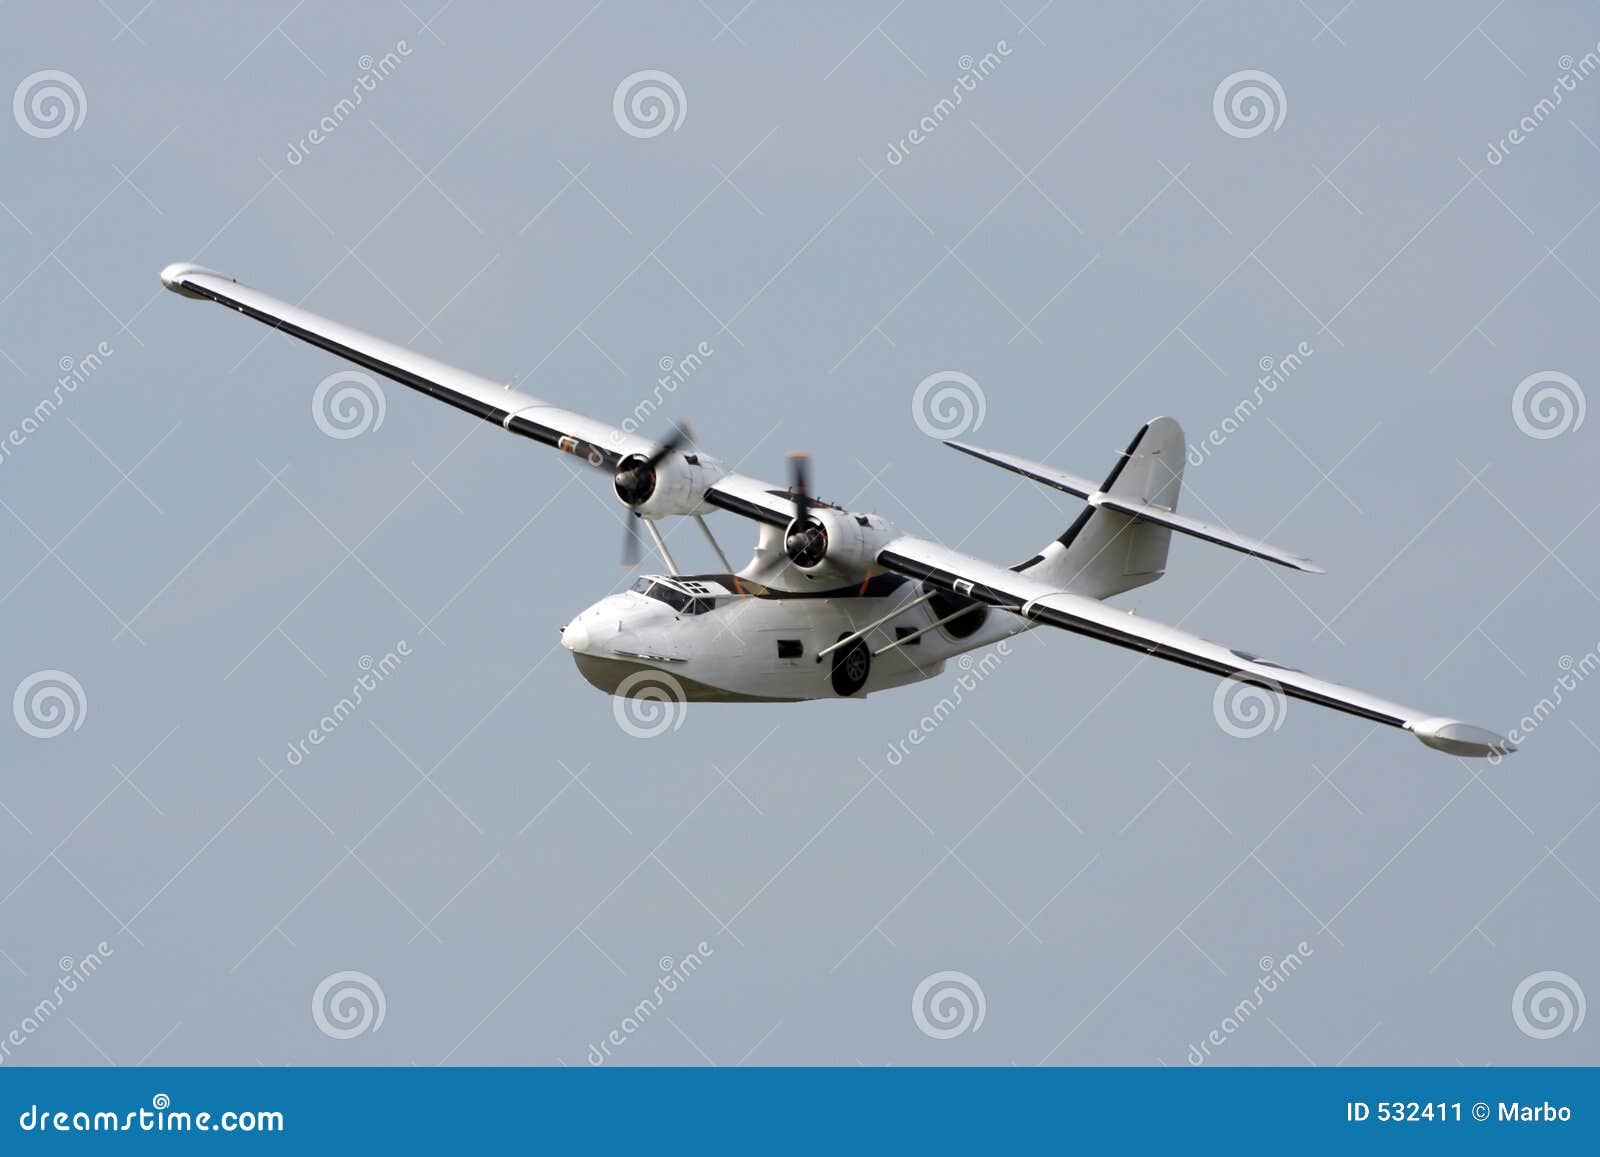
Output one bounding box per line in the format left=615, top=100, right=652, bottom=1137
left=787, top=451, right=810, bottom=522
left=617, top=422, right=695, bottom=566
left=620, top=512, right=646, bottom=568
left=783, top=451, right=831, bottom=567
left=643, top=421, right=693, bottom=470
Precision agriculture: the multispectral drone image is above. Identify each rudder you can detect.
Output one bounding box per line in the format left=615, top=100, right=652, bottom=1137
left=1019, top=418, right=1185, bottom=598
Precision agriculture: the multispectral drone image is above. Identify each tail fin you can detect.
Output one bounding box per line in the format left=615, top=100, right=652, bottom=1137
left=947, top=416, right=1322, bottom=598
left=1020, top=418, right=1183, bottom=597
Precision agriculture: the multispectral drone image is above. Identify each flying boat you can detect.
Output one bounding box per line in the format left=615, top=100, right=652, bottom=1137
left=159, top=263, right=1515, bottom=757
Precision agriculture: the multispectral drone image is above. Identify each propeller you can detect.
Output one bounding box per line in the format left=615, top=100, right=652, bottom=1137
left=788, top=451, right=810, bottom=523
left=616, top=422, right=694, bottom=567
left=783, top=451, right=828, bottom=567
left=620, top=511, right=648, bottom=568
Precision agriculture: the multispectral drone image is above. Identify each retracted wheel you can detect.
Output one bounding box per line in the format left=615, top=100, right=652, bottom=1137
left=830, top=635, right=871, bottom=697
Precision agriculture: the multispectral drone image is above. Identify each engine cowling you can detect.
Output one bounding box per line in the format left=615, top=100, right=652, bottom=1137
left=613, top=451, right=721, bottom=518
left=782, top=508, right=896, bottom=578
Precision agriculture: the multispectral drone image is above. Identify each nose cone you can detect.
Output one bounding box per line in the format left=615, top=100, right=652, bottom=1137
left=561, top=617, right=590, bottom=653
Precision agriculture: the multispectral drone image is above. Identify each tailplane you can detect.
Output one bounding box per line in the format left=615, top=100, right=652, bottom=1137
left=947, top=417, right=1320, bottom=599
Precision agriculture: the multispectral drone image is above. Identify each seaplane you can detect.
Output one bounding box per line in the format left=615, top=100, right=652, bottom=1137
left=159, top=263, right=1515, bottom=757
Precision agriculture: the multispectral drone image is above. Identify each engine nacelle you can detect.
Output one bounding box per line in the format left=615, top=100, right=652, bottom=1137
left=613, top=451, right=722, bottom=518
left=783, top=508, right=896, bottom=580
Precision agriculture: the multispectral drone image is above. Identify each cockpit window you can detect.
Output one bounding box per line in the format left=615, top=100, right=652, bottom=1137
left=630, top=578, right=715, bottom=615
left=653, top=585, right=693, bottom=613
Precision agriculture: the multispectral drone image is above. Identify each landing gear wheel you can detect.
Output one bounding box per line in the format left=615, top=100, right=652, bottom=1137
left=831, top=636, right=871, bottom=697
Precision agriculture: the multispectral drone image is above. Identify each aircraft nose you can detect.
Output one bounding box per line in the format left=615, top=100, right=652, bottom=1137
left=561, top=618, right=590, bottom=653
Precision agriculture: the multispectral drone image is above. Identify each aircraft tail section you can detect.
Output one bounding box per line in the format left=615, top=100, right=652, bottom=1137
left=946, top=417, right=1319, bottom=599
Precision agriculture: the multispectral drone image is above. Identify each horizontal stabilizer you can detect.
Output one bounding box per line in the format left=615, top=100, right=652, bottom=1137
left=945, top=438, right=1322, bottom=574
left=946, top=440, right=1100, bottom=499
left=1094, top=494, right=1324, bottom=573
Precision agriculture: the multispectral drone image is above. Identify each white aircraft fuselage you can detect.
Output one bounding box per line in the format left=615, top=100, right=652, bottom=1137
left=562, top=563, right=1028, bottom=702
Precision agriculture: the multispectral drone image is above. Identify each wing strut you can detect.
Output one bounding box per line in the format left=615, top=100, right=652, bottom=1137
left=816, top=591, right=938, bottom=662
left=694, top=514, right=733, bottom=572
left=873, top=601, right=1017, bottom=657
left=642, top=519, right=680, bottom=575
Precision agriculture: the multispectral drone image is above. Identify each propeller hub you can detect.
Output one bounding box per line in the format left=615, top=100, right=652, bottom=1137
left=784, top=515, right=828, bottom=568
left=782, top=450, right=828, bottom=567
left=613, top=454, right=657, bottom=507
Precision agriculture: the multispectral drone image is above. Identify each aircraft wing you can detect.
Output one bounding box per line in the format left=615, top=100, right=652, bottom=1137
left=160, top=263, right=800, bottom=522
left=872, top=535, right=1514, bottom=757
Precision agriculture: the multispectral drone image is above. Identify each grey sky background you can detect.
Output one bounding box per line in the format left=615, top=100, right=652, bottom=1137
left=2, top=0, right=1597, bottom=1066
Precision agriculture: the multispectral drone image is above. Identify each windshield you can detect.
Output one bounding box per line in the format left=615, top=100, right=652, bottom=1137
left=629, top=578, right=714, bottom=615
